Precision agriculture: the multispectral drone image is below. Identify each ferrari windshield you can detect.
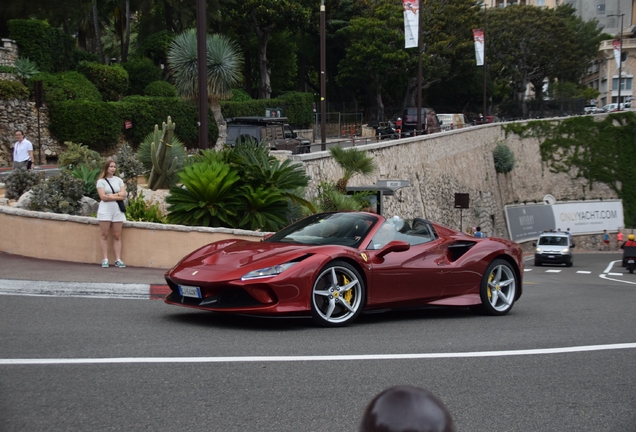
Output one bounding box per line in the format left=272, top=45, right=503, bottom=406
left=265, top=212, right=379, bottom=247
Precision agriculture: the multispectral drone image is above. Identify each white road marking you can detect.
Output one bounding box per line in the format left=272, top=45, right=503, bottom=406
left=0, top=279, right=152, bottom=300
left=577, top=271, right=591, bottom=274
left=2, top=343, right=635, bottom=365
left=524, top=269, right=532, bottom=272
left=608, top=273, right=623, bottom=276
left=545, top=270, right=561, bottom=273
left=600, top=260, right=636, bottom=285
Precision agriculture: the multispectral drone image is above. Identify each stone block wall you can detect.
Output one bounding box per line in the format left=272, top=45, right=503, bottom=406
left=0, top=39, right=18, bottom=67
left=0, top=100, right=64, bottom=167
left=292, top=120, right=615, bottom=240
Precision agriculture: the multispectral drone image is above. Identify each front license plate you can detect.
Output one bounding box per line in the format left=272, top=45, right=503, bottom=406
left=178, top=285, right=202, bottom=298
left=548, top=255, right=555, bottom=259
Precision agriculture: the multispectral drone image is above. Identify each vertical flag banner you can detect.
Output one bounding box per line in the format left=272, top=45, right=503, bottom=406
left=403, top=1, right=419, bottom=49
left=473, top=29, right=485, bottom=66
left=613, top=39, right=622, bottom=69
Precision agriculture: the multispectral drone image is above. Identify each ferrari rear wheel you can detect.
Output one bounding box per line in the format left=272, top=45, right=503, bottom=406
left=476, top=259, right=517, bottom=316
left=311, top=261, right=365, bottom=327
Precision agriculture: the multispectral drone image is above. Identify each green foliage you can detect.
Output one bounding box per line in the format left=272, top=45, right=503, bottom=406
left=69, top=164, right=101, bottom=201
left=28, top=171, right=85, bottom=215
left=144, top=81, right=177, bottom=97
left=120, top=95, right=216, bottom=147
left=137, top=30, right=176, bottom=66
left=504, top=113, right=636, bottom=226
left=146, top=116, right=182, bottom=190
left=125, top=192, right=166, bottom=223
left=167, top=142, right=313, bottom=230
left=76, top=62, right=129, bottom=101
left=115, top=143, right=145, bottom=198
left=229, top=88, right=252, bottom=102
left=122, top=58, right=162, bottom=95
left=57, top=142, right=103, bottom=170
left=329, top=145, right=378, bottom=192
left=0, top=66, right=15, bottom=74
left=8, top=19, right=75, bottom=73
left=0, top=80, right=30, bottom=100
left=27, top=72, right=101, bottom=105
left=4, top=169, right=44, bottom=200
left=166, top=162, right=241, bottom=227
left=48, top=102, right=121, bottom=151
left=493, top=143, right=516, bottom=174
left=220, top=92, right=314, bottom=127
left=72, top=50, right=99, bottom=65
left=13, top=58, right=40, bottom=81
left=137, top=130, right=186, bottom=189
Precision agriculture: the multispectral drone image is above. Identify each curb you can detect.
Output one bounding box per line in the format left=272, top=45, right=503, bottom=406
left=0, top=279, right=170, bottom=300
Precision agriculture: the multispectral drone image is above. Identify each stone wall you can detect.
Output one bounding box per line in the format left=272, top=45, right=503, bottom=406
left=0, top=100, right=64, bottom=167
left=292, top=119, right=616, bottom=240
left=0, top=39, right=18, bottom=67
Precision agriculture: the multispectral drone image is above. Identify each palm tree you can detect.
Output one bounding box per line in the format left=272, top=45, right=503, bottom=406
left=329, top=146, right=378, bottom=193
left=167, top=29, right=243, bottom=149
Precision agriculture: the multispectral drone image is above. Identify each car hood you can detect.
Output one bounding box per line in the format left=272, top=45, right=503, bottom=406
left=175, top=240, right=321, bottom=273
left=537, top=244, right=568, bottom=253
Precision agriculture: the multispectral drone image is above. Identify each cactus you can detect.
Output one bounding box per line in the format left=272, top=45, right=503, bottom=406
left=148, top=116, right=180, bottom=190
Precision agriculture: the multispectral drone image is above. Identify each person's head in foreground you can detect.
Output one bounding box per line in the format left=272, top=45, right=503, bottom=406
left=360, top=385, right=455, bottom=432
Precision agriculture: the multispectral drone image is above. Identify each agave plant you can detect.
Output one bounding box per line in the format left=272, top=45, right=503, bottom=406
left=13, top=58, right=40, bottom=81
left=69, top=164, right=101, bottom=200
left=166, top=162, right=241, bottom=227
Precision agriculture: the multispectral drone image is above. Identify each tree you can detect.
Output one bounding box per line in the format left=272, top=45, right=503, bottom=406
left=167, top=29, right=243, bottom=148
left=329, top=145, right=377, bottom=193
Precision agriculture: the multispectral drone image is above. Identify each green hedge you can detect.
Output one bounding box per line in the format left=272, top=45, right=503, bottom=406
left=48, top=101, right=122, bottom=151
left=8, top=19, right=76, bottom=73
left=137, top=30, right=175, bottom=66
left=122, top=58, right=162, bottom=95
left=0, top=80, right=30, bottom=99
left=144, top=81, right=177, bottom=97
left=27, top=72, right=101, bottom=105
left=77, top=62, right=129, bottom=101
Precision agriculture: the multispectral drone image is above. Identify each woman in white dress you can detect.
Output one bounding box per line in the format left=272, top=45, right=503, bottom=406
left=96, top=158, right=127, bottom=268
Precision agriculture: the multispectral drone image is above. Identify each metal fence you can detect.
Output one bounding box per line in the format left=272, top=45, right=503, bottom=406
left=314, top=112, right=364, bottom=140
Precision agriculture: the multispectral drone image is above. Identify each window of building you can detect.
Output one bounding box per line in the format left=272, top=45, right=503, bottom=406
left=597, top=4, right=605, bottom=14
left=536, top=0, right=545, bottom=5
left=601, top=79, right=607, bottom=92
left=612, top=77, right=633, bottom=91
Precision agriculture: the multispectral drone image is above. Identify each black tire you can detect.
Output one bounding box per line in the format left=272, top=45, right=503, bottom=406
left=534, top=258, right=541, bottom=266
left=474, top=259, right=517, bottom=316
left=566, top=258, right=573, bottom=267
left=310, top=261, right=365, bottom=327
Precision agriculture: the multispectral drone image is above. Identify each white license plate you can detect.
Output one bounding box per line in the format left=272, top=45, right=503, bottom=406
left=178, top=285, right=202, bottom=298
left=548, top=255, right=555, bottom=259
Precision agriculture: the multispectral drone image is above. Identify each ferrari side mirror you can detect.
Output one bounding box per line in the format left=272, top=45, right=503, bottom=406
left=375, top=240, right=410, bottom=260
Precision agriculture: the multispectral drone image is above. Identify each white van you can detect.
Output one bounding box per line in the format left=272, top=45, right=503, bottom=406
left=436, top=113, right=466, bottom=131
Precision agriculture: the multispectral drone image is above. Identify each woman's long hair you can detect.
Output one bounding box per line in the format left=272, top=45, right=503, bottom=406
left=98, top=158, right=116, bottom=179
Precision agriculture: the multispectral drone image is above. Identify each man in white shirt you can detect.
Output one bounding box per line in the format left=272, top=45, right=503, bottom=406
left=13, top=130, right=34, bottom=170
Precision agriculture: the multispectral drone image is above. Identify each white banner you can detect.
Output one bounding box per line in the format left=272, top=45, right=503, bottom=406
left=505, top=200, right=624, bottom=242
left=613, top=39, right=622, bottom=69
left=473, top=29, right=484, bottom=66
left=403, top=1, right=419, bottom=49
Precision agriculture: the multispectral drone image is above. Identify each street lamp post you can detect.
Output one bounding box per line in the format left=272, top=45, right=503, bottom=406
left=609, top=12, right=624, bottom=110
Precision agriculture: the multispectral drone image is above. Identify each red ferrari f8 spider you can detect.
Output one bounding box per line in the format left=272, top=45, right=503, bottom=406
left=165, top=212, right=523, bottom=326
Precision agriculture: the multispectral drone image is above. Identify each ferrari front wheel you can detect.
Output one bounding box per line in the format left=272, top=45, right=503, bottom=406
left=311, top=261, right=365, bottom=327
left=476, top=259, right=517, bottom=316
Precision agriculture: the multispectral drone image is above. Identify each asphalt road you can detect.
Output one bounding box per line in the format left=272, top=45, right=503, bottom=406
left=0, top=253, right=634, bottom=431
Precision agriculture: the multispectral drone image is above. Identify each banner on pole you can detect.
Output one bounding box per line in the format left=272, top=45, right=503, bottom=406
left=473, top=29, right=484, bottom=66
left=613, top=38, right=622, bottom=69
left=403, top=1, right=419, bottom=49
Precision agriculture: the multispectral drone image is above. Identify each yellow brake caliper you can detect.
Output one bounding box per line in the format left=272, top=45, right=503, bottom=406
left=487, top=273, right=494, bottom=300
left=342, top=275, right=353, bottom=304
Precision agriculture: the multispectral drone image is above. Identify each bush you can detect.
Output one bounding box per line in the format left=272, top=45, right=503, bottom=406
left=8, top=19, right=75, bottom=73
left=57, top=142, right=103, bottom=170
left=73, top=50, right=99, bottom=65
left=4, top=169, right=44, bottom=200
left=13, top=58, right=40, bottom=81
left=125, top=192, right=166, bottom=223
left=28, top=72, right=101, bottom=105
left=137, top=30, right=175, bottom=66
left=144, top=80, right=176, bottom=97
left=122, top=58, right=162, bottom=95
left=493, top=143, right=516, bottom=174
left=115, top=143, right=144, bottom=198
left=69, top=164, right=101, bottom=201
left=229, top=88, right=252, bottom=102
left=28, top=171, right=85, bottom=214
left=0, top=66, right=15, bottom=74
left=76, top=62, right=129, bottom=101
left=0, top=80, right=30, bottom=100
left=48, top=101, right=122, bottom=151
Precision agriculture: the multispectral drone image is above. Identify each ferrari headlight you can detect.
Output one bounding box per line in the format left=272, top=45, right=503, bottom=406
left=241, top=262, right=298, bottom=280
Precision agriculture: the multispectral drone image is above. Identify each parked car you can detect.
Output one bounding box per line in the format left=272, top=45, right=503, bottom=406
left=437, top=113, right=466, bottom=131
left=533, top=231, right=575, bottom=267
left=401, top=107, right=442, bottom=135
left=602, top=103, right=619, bottom=113
left=225, top=116, right=311, bottom=154
left=583, top=105, right=602, bottom=114
left=164, top=211, right=523, bottom=326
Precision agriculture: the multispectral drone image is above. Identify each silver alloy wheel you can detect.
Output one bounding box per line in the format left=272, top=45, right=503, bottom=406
left=485, top=262, right=516, bottom=313
left=311, top=262, right=364, bottom=326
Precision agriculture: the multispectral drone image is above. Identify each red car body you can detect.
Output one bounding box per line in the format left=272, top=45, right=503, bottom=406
left=165, top=212, right=523, bottom=326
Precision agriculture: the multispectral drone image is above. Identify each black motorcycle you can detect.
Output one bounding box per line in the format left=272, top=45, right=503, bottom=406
left=373, top=121, right=399, bottom=140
